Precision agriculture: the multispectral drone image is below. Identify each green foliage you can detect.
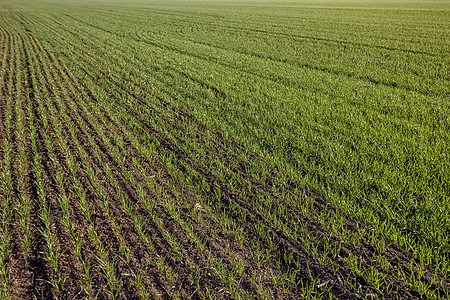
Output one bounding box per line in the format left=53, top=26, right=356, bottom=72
left=0, top=0, right=448, bottom=298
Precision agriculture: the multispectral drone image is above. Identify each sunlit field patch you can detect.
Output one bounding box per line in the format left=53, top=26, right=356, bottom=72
left=0, top=0, right=448, bottom=298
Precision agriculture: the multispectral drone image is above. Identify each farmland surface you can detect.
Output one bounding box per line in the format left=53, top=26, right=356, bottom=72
left=0, top=0, right=449, bottom=299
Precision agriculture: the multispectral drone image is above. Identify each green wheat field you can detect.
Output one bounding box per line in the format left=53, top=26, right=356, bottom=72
left=0, top=0, right=449, bottom=298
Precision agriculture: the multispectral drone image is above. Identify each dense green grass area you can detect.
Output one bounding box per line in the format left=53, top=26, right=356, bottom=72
left=40, top=0, right=450, bottom=261
left=1, top=0, right=449, bottom=298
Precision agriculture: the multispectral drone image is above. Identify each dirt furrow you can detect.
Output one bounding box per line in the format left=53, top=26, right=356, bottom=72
left=0, top=23, right=14, bottom=300
left=7, top=32, right=37, bottom=299
left=0, top=26, right=12, bottom=158
left=17, top=32, right=55, bottom=299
